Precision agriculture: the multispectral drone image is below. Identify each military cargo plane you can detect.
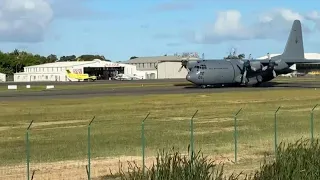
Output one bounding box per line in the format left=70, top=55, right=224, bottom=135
left=185, top=20, right=320, bottom=88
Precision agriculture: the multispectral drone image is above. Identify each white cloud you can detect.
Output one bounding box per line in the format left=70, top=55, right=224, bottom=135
left=49, top=0, right=111, bottom=20
left=0, top=0, right=53, bottom=42
left=306, top=11, right=320, bottom=20
left=305, top=10, right=320, bottom=30
left=191, top=9, right=318, bottom=44
left=0, top=0, right=111, bottom=43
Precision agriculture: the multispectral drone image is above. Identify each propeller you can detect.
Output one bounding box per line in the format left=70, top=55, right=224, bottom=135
left=242, top=60, right=251, bottom=84
left=261, top=53, right=278, bottom=78
left=268, top=60, right=277, bottom=77
left=178, top=60, right=188, bottom=72
left=237, top=60, right=252, bottom=84
left=237, top=58, right=265, bottom=84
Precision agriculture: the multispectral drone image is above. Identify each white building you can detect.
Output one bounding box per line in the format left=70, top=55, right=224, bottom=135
left=157, top=62, right=189, bottom=79
left=123, top=55, right=200, bottom=79
left=0, top=73, right=6, bottom=82
left=13, top=59, right=145, bottom=82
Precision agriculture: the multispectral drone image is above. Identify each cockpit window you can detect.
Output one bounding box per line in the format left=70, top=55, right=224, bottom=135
left=193, top=65, right=207, bottom=71
left=200, top=65, right=207, bottom=69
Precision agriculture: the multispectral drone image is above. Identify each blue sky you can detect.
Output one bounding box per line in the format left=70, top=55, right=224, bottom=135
left=0, top=0, right=320, bottom=61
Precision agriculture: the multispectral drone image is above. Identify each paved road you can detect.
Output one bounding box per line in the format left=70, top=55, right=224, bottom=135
left=1, top=81, right=320, bottom=101
left=0, top=79, right=188, bottom=86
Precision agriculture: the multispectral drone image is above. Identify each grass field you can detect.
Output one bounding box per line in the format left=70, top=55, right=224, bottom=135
left=1, top=80, right=320, bottom=179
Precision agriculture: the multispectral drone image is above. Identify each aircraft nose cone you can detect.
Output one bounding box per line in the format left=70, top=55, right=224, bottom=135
left=186, top=73, right=195, bottom=83
left=186, top=75, right=191, bottom=81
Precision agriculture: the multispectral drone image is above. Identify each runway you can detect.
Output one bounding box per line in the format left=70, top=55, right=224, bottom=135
left=1, top=80, right=320, bottom=101
left=0, top=78, right=187, bottom=86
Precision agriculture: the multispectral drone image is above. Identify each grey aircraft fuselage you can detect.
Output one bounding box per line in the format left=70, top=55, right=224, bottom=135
left=186, top=59, right=284, bottom=86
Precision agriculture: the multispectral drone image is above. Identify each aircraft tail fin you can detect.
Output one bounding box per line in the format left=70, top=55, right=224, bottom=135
left=281, top=20, right=305, bottom=61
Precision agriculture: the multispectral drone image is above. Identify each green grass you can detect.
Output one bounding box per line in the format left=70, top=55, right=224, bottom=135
left=248, top=138, right=320, bottom=180
left=108, top=147, right=231, bottom=180
left=103, top=138, right=320, bottom=180
left=1, top=87, right=320, bottom=170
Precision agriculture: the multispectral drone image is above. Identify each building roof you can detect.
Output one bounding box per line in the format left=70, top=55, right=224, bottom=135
left=24, top=59, right=130, bottom=68
left=123, top=56, right=200, bottom=64
left=257, top=53, right=320, bottom=59
left=26, top=60, right=96, bottom=68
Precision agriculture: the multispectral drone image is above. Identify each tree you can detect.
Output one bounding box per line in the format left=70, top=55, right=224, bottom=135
left=130, top=56, right=138, bottom=60
left=0, top=49, right=111, bottom=75
left=47, top=54, right=58, bottom=62
left=77, top=55, right=108, bottom=61
left=59, top=55, right=76, bottom=61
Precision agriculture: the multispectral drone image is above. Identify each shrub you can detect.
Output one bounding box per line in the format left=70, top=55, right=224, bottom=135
left=103, top=138, right=320, bottom=180
left=108, top=147, right=244, bottom=180
left=248, top=138, right=320, bottom=180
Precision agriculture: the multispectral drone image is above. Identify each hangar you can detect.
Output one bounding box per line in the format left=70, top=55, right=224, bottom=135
left=13, top=59, right=144, bottom=82
left=0, top=72, right=6, bottom=82
left=123, top=54, right=200, bottom=79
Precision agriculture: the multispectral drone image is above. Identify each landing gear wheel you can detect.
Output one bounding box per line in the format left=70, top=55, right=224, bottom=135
left=253, top=82, right=261, bottom=87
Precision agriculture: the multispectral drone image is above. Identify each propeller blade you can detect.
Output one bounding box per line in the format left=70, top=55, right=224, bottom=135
left=273, top=70, right=276, bottom=77
left=236, top=64, right=242, bottom=72
left=242, top=70, right=247, bottom=84
left=262, top=66, right=268, bottom=71
left=178, top=65, right=183, bottom=72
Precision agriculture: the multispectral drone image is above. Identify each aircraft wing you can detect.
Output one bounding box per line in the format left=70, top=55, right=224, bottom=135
left=88, top=75, right=97, bottom=80
left=255, top=55, right=320, bottom=65
left=253, top=55, right=281, bottom=66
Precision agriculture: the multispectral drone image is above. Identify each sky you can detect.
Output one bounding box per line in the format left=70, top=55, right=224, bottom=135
left=0, top=0, right=320, bottom=61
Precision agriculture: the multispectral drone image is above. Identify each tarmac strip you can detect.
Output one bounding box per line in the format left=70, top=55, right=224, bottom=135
left=1, top=81, right=320, bottom=101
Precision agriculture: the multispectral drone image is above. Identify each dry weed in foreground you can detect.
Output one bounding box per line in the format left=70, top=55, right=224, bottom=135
left=104, top=139, right=320, bottom=180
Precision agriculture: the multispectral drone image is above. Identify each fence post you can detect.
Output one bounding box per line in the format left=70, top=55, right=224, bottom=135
left=87, top=116, right=95, bottom=180
left=190, top=110, right=198, bottom=160
left=234, top=108, right=242, bottom=164
left=141, top=112, right=150, bottom=177
left=26, top=120, right=33, bottom=180
left=311, top=104, right=318, bottom=145
left=274, top=106, right=281, bottom=158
